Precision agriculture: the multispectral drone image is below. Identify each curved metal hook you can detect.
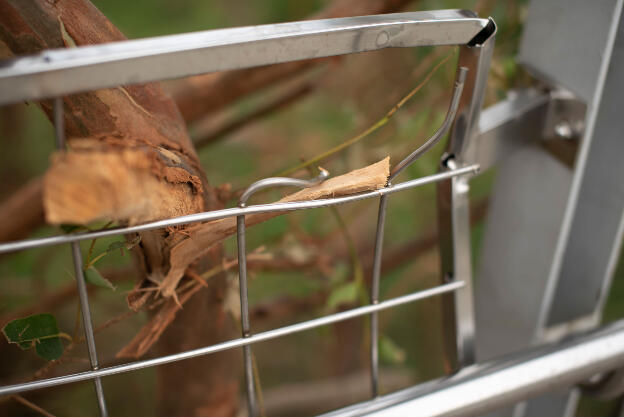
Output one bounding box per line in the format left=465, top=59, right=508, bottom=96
left=389, top=66, right=468, bottom=182
left=236, top=167, right=328, bottom=417
left=239, top=168, right=329, bottom=207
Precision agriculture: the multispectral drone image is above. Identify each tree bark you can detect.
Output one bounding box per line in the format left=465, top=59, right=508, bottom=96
left=0, top=0, right=413, bottom=243
left=0, top=0, right=412, bottom=414
left=0, top=1, right=236, bottom=415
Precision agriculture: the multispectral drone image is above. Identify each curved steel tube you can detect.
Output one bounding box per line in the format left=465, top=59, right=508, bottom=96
left=389, top=66, right=467, bottom=182
left=239, top=168, right=329, bottom=207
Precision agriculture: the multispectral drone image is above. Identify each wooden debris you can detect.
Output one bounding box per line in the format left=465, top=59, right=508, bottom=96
left=160, top=157, right=389, bottom=298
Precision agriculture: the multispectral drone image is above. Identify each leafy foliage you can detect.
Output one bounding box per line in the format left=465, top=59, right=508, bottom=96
left=326, top=281, right=360, bottom=310
left=379, top=334, right=406, bottom=365
left=2, top=314, right=65, bottom=361
left=84, top=266, right=116, bottom=290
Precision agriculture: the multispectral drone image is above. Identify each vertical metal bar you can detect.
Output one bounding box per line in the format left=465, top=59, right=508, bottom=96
left=438, top=158, right=476, bottom=366
left=71, top=243, right=109, bottom=417
left=369, top=195, right=388, bottom=398
left=437, top=27, right=495, bottom=371
left=54, top=98, right=108, bottom=417
left=237, top=214, right=258, bottom=417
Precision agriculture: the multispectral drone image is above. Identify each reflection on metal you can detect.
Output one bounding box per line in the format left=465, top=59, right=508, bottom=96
left=437, top=28, right=496, bottom=370
left=476, top=0, right=624, bottom=416
left=0, top=11, right=489, bottom=105
left=321, top=319, right=624, bottom=417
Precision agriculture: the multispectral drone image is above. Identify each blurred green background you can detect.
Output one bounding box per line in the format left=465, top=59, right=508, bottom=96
left=1, top=0, right=623, bottom=416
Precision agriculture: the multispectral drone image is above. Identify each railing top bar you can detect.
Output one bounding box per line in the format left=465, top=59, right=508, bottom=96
left=0, top=165, right=478, bottom=254
left=0, top=10, right=488, bottom=105
left=0, top=281, right=464, bottom=396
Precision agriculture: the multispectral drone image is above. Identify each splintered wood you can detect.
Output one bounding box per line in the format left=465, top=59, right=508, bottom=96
left=161, top=157, right=390, bottom=298
left=116, top=157, right=389, bottom=359
left=43, top=144, right=204, bottom=225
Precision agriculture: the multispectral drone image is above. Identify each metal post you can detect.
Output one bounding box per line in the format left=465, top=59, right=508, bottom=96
left=436, top=27, right=495, bottom=370
left=54, top=98, right=108, bottom=417
left=474, top=1, right=624, bottom=416
left=236, top=213, right=259, bottom=417
left=369, top=195, right=388, bottom=398
left=236, top=170, right=329, bottom=416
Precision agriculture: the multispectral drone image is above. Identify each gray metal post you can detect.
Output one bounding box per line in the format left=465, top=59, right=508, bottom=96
left=437, top=28, right=495, bottom=369
left=53, top=99, right=108, bottom=417
left=474, top=1, right=624, bottom=416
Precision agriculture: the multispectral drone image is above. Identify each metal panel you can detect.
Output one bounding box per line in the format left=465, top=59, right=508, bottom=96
left=476, top=1, right=624, bottom=416
left=545, top=10, right=624, bottom=327
left=0, top=10, right=488, bottom=105
left=518, top=0, right=620, bottom=102
left=475, top=144, right=572, bottom=359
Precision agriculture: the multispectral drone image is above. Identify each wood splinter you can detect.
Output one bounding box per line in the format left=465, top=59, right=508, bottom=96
left=160, top=156, right=390, bottom=298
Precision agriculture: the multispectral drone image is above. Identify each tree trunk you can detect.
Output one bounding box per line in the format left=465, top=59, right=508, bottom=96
left=0, top=0, right=413, bottom=414
left=0, top=0, right=413, bottom=244
left=0, top=0, right=237, bottom=415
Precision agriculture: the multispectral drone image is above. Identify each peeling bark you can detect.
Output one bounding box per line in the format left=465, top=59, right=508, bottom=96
left=0, top=0, right=413, bottom=243
left=162, top=158, right=390, bottom=298
left=0, top=1, right=234, bottom=415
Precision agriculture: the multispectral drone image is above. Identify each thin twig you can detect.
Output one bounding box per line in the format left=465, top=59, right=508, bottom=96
left=12, top=395, right=57, bottom=417
left=277, top=49, right=456, bottom=176
left=193, top=80, right=315, bottom=149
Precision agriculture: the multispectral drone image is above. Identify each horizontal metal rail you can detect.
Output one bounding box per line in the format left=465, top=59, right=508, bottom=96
left=322, top=318, right=624, bottom=417
left=0, top=10, right=488, bottom=105
left=0, top=281, right=464, bottom=396
left=0, top=164, right=479, bottom=254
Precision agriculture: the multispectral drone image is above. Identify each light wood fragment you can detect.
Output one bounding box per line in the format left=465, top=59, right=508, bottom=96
left=160, top=157, right=390, bottom=297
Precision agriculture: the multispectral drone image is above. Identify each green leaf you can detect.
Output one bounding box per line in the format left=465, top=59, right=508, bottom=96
left=2, top=314, right=64, bottom=361
left=84, top=266, right=116, bottom=290
left=379, top=335, right=406, bottom=365
left=326, top=281, right=359, bottom=310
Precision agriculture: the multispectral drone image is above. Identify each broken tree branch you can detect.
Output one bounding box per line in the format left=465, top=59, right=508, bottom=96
left=161, top=157, right=390, bottom=298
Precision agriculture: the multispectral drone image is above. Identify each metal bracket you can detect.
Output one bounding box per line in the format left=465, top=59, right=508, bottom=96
left=469, top=87, right=586, bottom=172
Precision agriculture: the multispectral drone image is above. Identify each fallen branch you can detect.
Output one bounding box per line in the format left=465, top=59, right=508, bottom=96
left=12, top=395, right=56, bottom=417
left=161, top=157, right=390, bottom=298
